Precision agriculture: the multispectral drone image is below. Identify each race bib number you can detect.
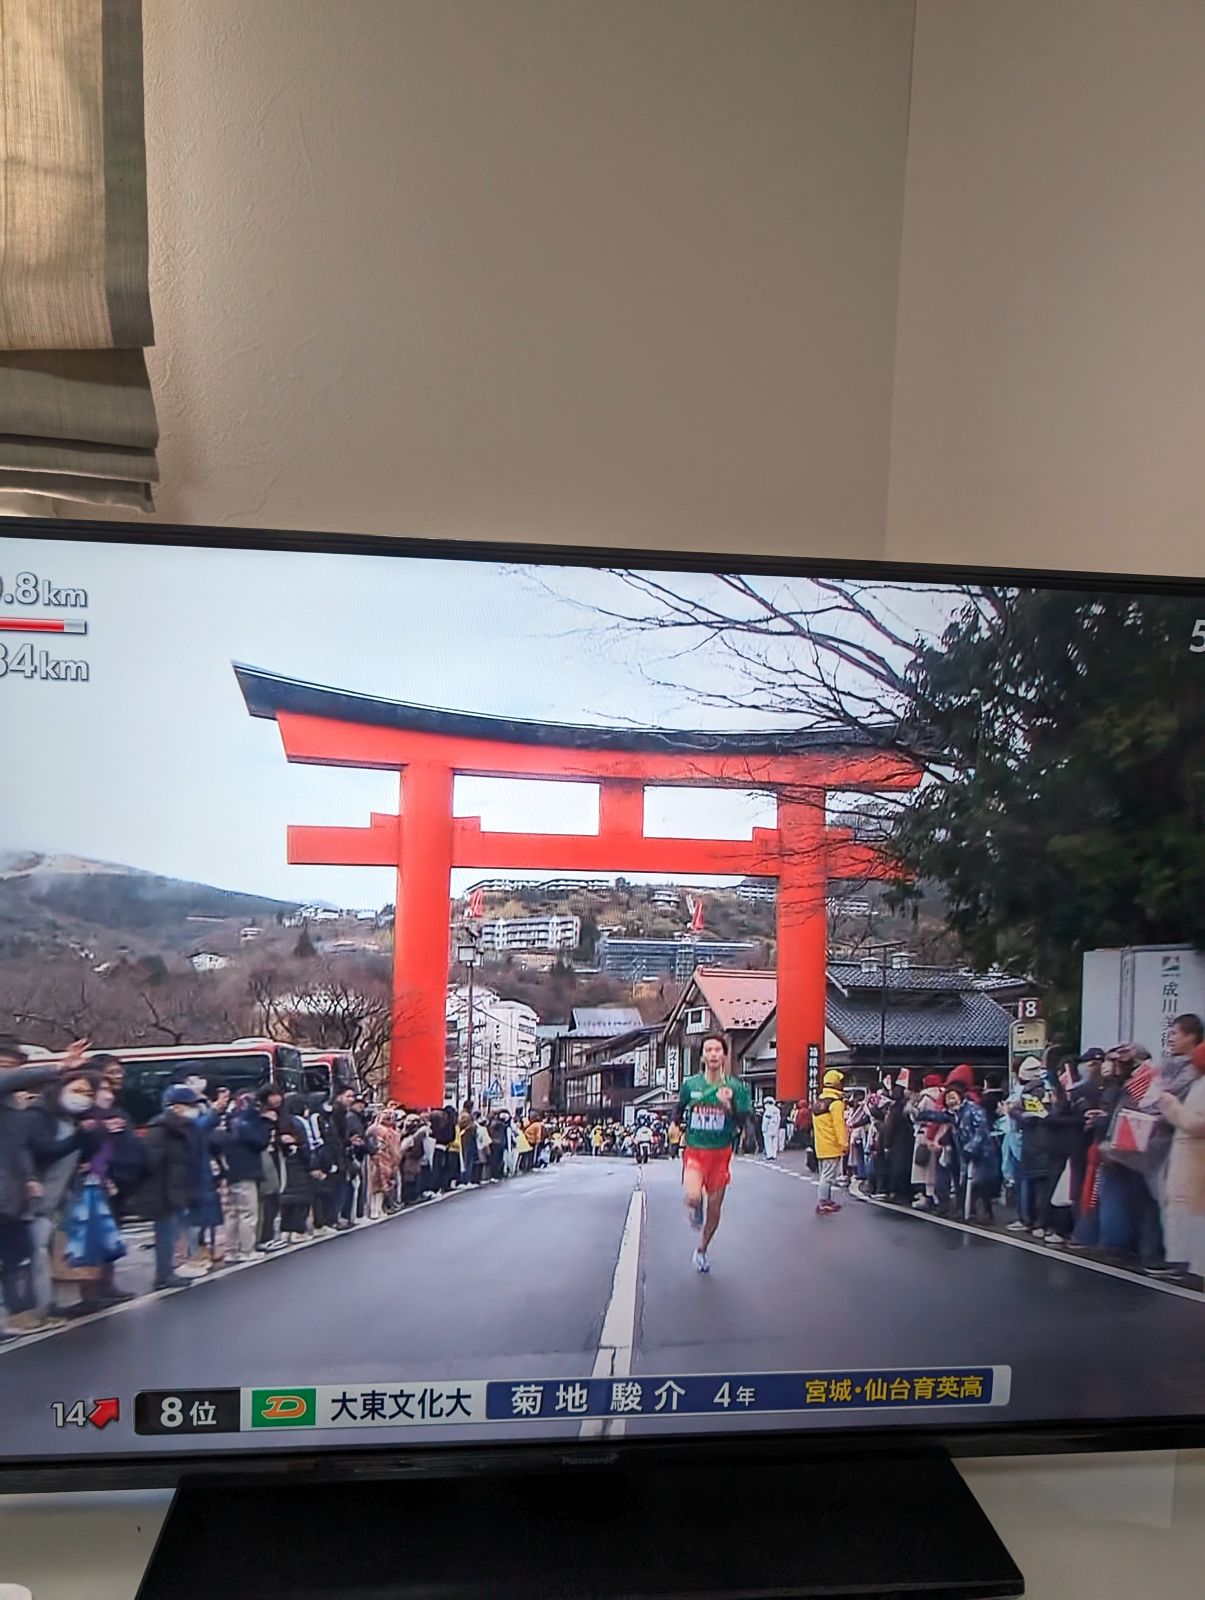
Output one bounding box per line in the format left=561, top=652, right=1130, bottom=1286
left=689, top=1105, right=727, bottom=1133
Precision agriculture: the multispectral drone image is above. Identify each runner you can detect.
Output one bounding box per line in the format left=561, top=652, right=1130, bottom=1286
left=676, top=1032, right=751, bottom=1273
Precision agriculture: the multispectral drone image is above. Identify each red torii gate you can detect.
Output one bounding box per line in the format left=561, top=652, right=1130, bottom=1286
left=236, top=667, right=920, bottom=1108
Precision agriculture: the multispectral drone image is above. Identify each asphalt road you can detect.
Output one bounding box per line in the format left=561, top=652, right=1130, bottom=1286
left=1, top=1154, right=1202, bottom=1462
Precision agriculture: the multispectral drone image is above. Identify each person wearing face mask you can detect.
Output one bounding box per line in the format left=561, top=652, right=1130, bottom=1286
left=69, top=1076, right=147, bottom=1309
left=24, top=1055, right=104, bottom=1326
left=138, top=1086, right=205, bottom=1290
left=0, top=1044, right=61, bottom=1336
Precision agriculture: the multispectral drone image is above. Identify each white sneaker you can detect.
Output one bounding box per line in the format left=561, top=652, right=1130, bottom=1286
left=912, top=1196, right=929, bottom=1209
left=692, top=1249, right=710, bottom=1274
left=175, top=1261, right=209, bottom=1278
left=1006, top=1221, right=1027, bottom=1232
left=1030, top=1228, right=1047, bottom=1239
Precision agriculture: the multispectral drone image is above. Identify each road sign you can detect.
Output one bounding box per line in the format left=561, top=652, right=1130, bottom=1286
left=1009, top=1019, right=1047, bottom=1060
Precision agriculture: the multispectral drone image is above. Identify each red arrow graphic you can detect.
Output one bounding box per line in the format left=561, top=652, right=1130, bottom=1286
left=87, top=1397, right=120, bottom=1429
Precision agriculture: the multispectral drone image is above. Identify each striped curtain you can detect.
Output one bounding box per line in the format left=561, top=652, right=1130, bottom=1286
left=0, top=0, right=158, bottom=512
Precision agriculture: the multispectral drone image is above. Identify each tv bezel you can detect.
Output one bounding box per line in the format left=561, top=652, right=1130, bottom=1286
left=1, top=512, right=1202, bottom=1492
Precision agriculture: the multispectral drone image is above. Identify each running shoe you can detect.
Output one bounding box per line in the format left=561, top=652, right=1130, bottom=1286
left=1006, top=1220, right=1027, bottom=1232
left=689, top=1201, right=704, bottom=1230
left=692, top=1249, right=710, bottom=1274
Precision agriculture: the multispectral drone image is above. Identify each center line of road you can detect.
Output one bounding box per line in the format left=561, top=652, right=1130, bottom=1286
left=580, top=1184, right=645, bottom=1441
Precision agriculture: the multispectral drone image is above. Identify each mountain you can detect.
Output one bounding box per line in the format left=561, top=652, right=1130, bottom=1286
left=0, top=850, right=300, bottom=957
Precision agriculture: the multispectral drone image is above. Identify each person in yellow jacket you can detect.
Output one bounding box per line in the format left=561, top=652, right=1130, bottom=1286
left=811, top=1068, right=849, bottom=1216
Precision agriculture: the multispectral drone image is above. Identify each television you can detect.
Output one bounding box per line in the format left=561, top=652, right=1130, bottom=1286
left=0, top=517, right=1202, bottom=1591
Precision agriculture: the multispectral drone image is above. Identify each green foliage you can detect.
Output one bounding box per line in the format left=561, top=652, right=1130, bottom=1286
left=889, top=589, right=1205, bottom=1023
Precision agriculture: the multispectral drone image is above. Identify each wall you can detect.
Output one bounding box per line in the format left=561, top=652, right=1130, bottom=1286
left=2, top=4, right=1204, bottom=1596
left=888, top=0, right=1205, bottom=575
left=142, top=0, right=914, bottom=558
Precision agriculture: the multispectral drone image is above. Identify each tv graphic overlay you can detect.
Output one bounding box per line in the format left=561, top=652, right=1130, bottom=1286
left=0, top=527, right=1203, bottom=1464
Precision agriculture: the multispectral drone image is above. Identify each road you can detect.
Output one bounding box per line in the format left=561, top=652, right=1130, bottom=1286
left=1, top=1153, right=1202, bottom=1461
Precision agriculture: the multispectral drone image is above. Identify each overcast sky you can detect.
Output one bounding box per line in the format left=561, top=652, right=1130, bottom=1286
left=2, top=532, right=962, bottom=905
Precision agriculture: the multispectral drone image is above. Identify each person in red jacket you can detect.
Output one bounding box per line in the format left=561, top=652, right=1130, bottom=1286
left=945, top=1063, right=982, bottom=1104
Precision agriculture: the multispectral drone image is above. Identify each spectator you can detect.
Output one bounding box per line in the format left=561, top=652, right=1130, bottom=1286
left=457, top=1109, right=478, bottom=1186
left=140, top=1086, right=204, bottom=1291
left=1008, top=1059, right=1056, bottom=1237
left=1041, top=1071, right=1086, bottom=1242
left=215, top=1091, right=275, bottom=1262
left=330, top=1086, right=367, bottom=1229
left=514, top=1120, right=532, bottom=1175
left=1157, top=1041, right=1205, bottom=1280
left=927, top=1082, right=997, bottom=1221
left=183, top=1082, right=230, bottom=1272
left=667, top=1117, right=683, bottom=1159
left=811, top=1069, right=849, bottom=1215
left=398, top=1113, right=427, bottom=1205
left=0, top=1047, right=59, bottom=1335
left=72, top=1074, right=145, bottom=1308
left=278, top=1093, right=318, bottom=1242
left=522, top=1115, right=543, bottom=1172
left=367, top=1109, right=401, bottom=1217
left=297, top=1092, right=341, bottom=1231
left=1094, top=1046, right=1164, bottom=1267
left=945, top=1063, right=982, bottom=1104
left=26, top=1057, right=103, bottom=1324
left=874, top=1082, right=914, bottom=1202
left=910, top=1074, right=945, bottom=1211
left=760, top=1098, right=782, bottom=1162
left=1068, top=1049, right=1107, bottom=1221
left=476, top=1115, right=493, bottom=1180
left=254, top=1085, right=286, bottom=1251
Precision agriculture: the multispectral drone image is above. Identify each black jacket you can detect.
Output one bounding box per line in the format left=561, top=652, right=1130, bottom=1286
left=0, top=1065, right=59, bottom=1220
left=214, top=1108, right=274, bottom=1182
left=138, top=1113, right=202, bottom=1219
left=277, top=1114, right=315, bottom=1206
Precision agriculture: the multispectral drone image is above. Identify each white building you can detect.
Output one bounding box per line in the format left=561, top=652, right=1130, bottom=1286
left=189, top=951, right=230, bottom=973
left=445, top=983, right=539, bottom=1110
left=478, top=913, right=580, bottom=953
left=651, top=887, right=681, bottom=910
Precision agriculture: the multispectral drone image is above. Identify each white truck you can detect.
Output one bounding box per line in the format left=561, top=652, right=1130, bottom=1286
left=1080, top=944, right=1205, bottom=1057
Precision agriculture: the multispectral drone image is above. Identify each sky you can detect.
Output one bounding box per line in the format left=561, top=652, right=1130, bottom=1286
left=2, top=531, right=963, bottom=906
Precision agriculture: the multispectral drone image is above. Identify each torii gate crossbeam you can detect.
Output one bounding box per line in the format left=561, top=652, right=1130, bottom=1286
left=236, top=668, right=920, bottom=1107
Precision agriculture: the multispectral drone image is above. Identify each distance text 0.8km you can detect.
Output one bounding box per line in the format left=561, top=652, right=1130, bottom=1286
left=0, top=571, right=88, bottom=608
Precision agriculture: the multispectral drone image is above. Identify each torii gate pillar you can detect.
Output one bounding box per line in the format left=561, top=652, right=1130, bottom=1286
left=393, top=762, right=455, bottom=1112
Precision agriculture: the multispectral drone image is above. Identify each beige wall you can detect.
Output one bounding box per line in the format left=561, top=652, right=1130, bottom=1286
left=4, top=9, right=1204, bottom=1593
left=888, top=0, right=1205, bottom=575
left=143, top=0, right=914, bottom=558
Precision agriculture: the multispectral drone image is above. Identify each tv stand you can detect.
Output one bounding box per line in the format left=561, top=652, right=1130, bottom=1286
left=136, top=1445, right=1023, bottom=1598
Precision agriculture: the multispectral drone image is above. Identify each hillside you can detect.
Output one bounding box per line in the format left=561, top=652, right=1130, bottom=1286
left=0, top=850, right=300, bottom=959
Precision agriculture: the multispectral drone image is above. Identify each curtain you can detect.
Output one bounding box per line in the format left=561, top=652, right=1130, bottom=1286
left=0, top=0, right=158, bottom=513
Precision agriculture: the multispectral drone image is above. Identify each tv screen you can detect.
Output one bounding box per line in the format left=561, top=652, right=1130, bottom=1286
left=1, top=520, right=1202, bottom=1472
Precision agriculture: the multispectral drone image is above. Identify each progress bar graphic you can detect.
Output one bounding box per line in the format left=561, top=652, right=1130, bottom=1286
left=0, top=617, right=87, bottom=635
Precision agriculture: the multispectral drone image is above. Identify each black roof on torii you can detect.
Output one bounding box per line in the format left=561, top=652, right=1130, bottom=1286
left=233, top=664, right=882, bottom=757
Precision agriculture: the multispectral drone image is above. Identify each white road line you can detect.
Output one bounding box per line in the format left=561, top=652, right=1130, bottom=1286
left=0, top=1183, right=483, bottom=1359
left=580, top=1185, right=645, bottom=1440
left=739, top=1158, right=1205, bottom=1305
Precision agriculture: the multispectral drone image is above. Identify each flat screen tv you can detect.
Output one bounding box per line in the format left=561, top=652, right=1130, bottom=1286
left=1, top=516, right=1203, bottom=1490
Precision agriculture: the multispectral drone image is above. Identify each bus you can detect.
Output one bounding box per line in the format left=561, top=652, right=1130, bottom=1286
left=49, top=1039, right=312, bottom=1127
left=299, top=1049, right=359, bottom=1097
